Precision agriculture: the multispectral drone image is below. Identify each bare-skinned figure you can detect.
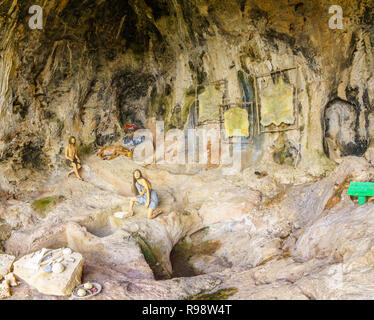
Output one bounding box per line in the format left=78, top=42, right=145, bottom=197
left=65, top=136, right=83, bottom=180
left=129, top=169, right=162, bottom=219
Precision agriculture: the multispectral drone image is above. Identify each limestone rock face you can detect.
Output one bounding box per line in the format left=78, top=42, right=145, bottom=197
left=324, top=99, right=368, bottom=162
left=171, top=157, right=374, bottom=283
left=1, top=156, right=374, bottom=299
left=198, top=186, right=261, bottom=226
left=0, top=0, right=372, bottom=193
left=364, top=147, right=374, bottom=165
left=293, top=203, right=374, bottom=263
left=0, top=280, right=11, bottom=299
left=13, top=249, right=84, bottom=296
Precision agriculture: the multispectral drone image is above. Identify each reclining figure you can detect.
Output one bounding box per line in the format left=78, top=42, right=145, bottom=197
left=97, top=146, right=133, bottom=160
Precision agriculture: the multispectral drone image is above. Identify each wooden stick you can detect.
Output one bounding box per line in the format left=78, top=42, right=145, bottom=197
left=255, top=66, right=298, bottom=79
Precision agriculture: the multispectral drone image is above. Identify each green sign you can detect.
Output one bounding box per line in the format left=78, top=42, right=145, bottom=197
left=347, top=182, right=374, bottom=205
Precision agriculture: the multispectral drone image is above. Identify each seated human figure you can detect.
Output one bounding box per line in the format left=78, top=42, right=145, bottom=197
left=129, top=169, right=162, bottom=219
left=65, top=136, right=83, bottom=180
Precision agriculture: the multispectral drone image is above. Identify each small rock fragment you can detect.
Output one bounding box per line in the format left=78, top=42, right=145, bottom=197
left=63, top=248, right=72, bottom=255
left=0, top=280, right=11, bottom=299
left=0, top=254, right=16, bottom=279
left=52, top=263, right=65, bottom=274
left=43, top=265, right=52, bottom=273
left=4, top=273, right=18, bottom=287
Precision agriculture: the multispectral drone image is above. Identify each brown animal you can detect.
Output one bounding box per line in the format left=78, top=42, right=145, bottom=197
left=97, top=146, right=133, bottom=160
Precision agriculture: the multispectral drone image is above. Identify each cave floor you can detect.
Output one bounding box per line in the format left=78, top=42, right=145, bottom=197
left=2, top=155, right=374, bottom=300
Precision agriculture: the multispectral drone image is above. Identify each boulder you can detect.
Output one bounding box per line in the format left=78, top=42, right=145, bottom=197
left=0, top=280, right=10, bottom=299
left=0, top=254, right=15, bottom=279
left=198, top=186, right=261, bottom=226
left=13, top=248, right=84, bottom=296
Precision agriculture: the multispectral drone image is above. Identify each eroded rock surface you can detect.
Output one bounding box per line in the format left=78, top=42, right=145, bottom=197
left=0, top=0, right=373, bottom=193
left=0, top=254, right=15, bottom=279
left=0, top=156, right=372, bottom=299
left=0, top=0, right=373, bottom=300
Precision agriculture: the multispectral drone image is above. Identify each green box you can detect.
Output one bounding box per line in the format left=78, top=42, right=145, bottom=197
left=347, top=182, right=374, bottom=205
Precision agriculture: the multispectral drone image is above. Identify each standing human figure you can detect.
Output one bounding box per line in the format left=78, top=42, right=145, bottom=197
left=65, top=136, right=83, bottom=180
left=129, top=169, right=162, bottom=219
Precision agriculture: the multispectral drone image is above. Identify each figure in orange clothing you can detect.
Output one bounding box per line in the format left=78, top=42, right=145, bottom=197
left=97, top=145, right=133, bottom=160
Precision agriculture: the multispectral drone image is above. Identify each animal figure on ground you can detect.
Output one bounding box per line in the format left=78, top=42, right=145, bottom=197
left=97, top=146, right=133, bottom=160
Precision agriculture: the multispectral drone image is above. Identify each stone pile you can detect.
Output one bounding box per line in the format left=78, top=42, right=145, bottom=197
left=13, top=248, right=84, bottom=296
left=0, top=254, right=17, bottom=299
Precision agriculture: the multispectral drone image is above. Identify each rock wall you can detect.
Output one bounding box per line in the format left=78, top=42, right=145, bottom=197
left=0, top=0, right=373, bottom=192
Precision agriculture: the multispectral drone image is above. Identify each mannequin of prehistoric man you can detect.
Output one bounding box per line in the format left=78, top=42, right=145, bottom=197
left=65, top=136, right=83, bottom=180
